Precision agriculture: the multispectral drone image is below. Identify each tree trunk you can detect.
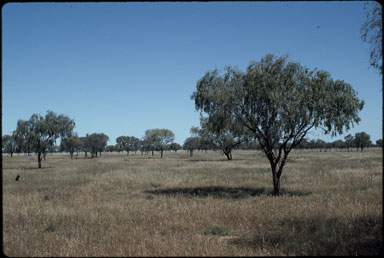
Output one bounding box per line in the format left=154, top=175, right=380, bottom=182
left=38, top=152, right=42, bottom=168
left=70, top=151, right=74, bottom=160
left=223, top=150, right=232, bottom=160
left=267, top=154, right=281, bottom=196
left=160, top=149, right=163, bottom=158
left=190, top=149, right=193, bottom=157
left=272, top=171, right=280, bottom=196
left=151, top=149, right=154, bottom=156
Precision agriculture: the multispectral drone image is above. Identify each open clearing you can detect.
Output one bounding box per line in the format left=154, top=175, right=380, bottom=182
left=2, top=149, right=382, bottom=256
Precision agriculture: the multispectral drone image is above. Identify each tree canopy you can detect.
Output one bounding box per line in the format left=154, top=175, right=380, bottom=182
left=192, top=54, right=364, bottom=195
left=14, top=110, right=75, bottom=168
left=361, top=1, right=382, bottom=75
left=354, top=132, right=371, bottom=152
left=143, top=129, right=175, bottom=158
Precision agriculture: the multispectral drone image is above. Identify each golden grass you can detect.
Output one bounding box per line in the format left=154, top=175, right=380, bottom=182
left=2, top=148, right=382, bottom=256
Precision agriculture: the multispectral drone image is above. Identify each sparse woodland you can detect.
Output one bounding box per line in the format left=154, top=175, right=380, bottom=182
left=2, top=54, right=382, bottom=256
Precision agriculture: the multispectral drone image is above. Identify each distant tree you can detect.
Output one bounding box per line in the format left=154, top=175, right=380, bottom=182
left=139, top=139, right=150, bottom=155
left=105, top=145, right=116, bottom=152
left=13, top=119, right=33, bottom=155
left=297, top=138, right=310, bottom=149
left=376, top=139, right=383, bottom=148
left=79, top=136, right=90, bottom=158
left=313, top=139, right=325, bottom=152
left=116, top=136, right=140, bottom=155
left=354, top=132, right=371, bottom=152
left=169, top=142, right=182, bottom=152
left=183, top=137, right=201, bottom=157
left=361, top=1, right=382, bottom=75
left=61, top=135, right=81, bottom=160
left=2, top=134, right=17, bottom=157
left=143, top=129, right=159, bottom=156
left=143, top=129, right=175, bottom=158
left=85, top=133, right=109, bottom=158
left=15, top=111, right=75, bottom=168
left=192, top=54, right=364, bottom=195
left=116, top=136, right=127, bottom=154
left=190, top=125, right=214, bottom=152
left=344, top=134, right=354, bottom=152
left=198, top=116, right=246, bottom=160
left=43, top=111, right=75, bottom=160
left=332, top=139, right=345, bottom=151
left=156, top=129, right=175, bottom=158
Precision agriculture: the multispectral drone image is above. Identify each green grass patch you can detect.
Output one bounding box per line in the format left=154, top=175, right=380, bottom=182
left=202, top=225, right=229, bottom=236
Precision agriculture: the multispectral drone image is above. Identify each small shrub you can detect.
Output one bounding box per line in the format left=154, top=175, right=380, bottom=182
left=202, top=225, right=229, bottom=236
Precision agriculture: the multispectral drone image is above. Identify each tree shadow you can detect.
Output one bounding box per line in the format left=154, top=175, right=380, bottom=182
left=3, top=166, right=54, bottom=170
left=145, top=186, right=267, bottom=199
left=25, top=166, right=54, bottom=170
left=186, top=159, right=227, bottom=162
left=186, top=158, right=250, bottom=162
left=145, top=186, right=312, bottom=199
left=229, top=216, right=382, bottom=256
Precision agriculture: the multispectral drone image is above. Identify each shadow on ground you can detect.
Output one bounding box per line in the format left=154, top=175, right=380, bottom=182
left=186, top=159, right=229, bottom=162
left=145, top=186, right=266, bottom=199
left=230, top=215, right=382, bottom=255
left=3, top=166, right=54, bottom=170
left=145, top=186, right=312, bottom=199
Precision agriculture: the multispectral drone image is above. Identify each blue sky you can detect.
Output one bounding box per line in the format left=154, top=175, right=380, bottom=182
left=2, top=1, right=382, bottom=145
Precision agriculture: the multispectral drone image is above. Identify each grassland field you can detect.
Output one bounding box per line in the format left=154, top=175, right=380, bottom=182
left=2, top=148, right=382, bottom=256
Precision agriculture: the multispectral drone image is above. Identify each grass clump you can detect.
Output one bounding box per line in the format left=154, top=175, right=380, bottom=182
left=202, top=225, right=229, bottom=236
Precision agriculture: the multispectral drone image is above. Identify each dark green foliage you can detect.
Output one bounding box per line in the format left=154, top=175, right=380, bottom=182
left=354, top=132, right=371, bottom=151
left=84, top=133, right=109, bottom=158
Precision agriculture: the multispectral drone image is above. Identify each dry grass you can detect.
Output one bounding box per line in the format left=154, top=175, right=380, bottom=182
left=2, top=148, right=382, bottom=256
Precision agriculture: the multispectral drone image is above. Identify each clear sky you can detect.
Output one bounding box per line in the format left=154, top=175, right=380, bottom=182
left=2, top=1, right=382, bottom=145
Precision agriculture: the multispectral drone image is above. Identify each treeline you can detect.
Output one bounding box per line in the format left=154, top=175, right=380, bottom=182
left=294, top=133, right=381, bottom=152
left=1, top=111, right=183, bottom=167
left=3, top=111, right=380, bottom=166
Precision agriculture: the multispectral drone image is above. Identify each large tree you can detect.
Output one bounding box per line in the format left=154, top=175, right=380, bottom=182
left=361, top=1, right=382, bottom=75
left=192, top=54, right=364, bottom=195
